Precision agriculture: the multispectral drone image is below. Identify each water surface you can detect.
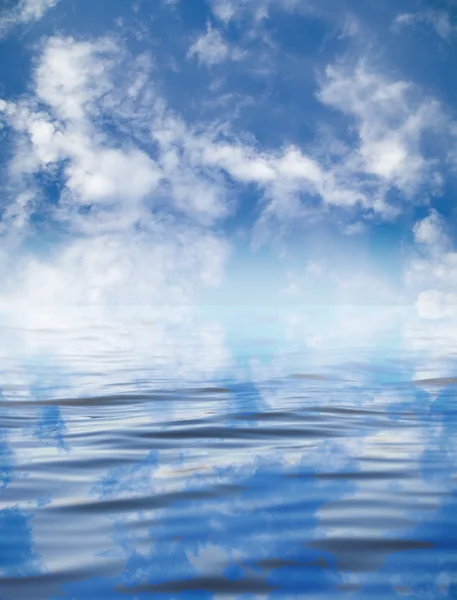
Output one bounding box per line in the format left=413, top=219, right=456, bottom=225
left=0, top=306, right=456, bottom=599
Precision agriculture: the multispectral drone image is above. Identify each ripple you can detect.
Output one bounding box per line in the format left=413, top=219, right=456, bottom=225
left=307, top=537, right=434, bottom=573
left=1, top=333, right=456, bottom=599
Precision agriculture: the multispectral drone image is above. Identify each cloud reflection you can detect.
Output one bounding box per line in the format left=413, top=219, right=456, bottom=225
left=0, top=305, right=456, bottom=598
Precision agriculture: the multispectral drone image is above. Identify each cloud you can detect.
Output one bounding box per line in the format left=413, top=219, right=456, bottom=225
left=413, top=209, right=448, bottom=250
left=179, top=137, right=371, bottom=249
left=415, top=289, right=457, bottom=320
left=317, top=62, right=445, bottom=196
left=405, top=210, right=457, bottom=318
left=16, top=0, right=58, bottom=21
left=14, top=36, right=236, bottom=229
left=0, top=33, right=453, bottom=292
left=144, top=101, right=372, bottom=250
left=236, top=58, right=449, bottom=247
left=393, top=10, right=455, bottom=39
left=281, top=259, right=401, bottom=306
left=187, top=23, right=245, bottom=66
left=0, top=35, right=232, bottom=308
left=170, top=57, right=449, bottom=249
left=0, top=0, right=59, bottom=37
left=5, top=231, right=228, bottom=306
left=208, top=0, right=301, bottom=23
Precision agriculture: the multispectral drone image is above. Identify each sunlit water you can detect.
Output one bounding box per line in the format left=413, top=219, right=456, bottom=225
left=1, top=306, right=456, bottom=599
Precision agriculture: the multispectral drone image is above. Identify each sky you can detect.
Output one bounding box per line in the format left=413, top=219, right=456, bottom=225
left=0, top=0, right=456, bottom=310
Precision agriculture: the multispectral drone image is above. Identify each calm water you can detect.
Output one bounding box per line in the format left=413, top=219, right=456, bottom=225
left=1, top=306, right=456, bottom=599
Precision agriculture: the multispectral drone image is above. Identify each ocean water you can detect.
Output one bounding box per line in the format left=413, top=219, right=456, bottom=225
left=0, top=305, right=456, bottom=600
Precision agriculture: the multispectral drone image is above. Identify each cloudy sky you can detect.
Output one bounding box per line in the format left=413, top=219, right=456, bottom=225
left=0, top=0, right=456, bottom=310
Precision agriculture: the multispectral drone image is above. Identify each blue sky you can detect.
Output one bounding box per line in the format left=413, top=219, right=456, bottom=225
left=0, top=0, right=456, bottom=309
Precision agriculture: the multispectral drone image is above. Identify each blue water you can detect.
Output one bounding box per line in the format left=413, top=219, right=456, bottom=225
left=0, top=306, right=456, bottom=599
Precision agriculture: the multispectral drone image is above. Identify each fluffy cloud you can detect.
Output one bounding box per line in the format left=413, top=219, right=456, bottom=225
left=4, top=231, right=228, bottom=306
left=405, top=211, right=457, bottom=319
left=188, top=24, right=229, bottom=66
left=171, top=57, right=449, bottom=247
left=413, top=209, right=448, bottom=250
left=3, top=37, right=161, bottom=208
left=0, top=35, right=233, bottom=310
left=415, top=289, right=457, bottom=320
left=242, top=59, right=449, bottom=245
left=318, top=63, right=445, bottom=196
left=187, top=23, right=245, bottom=66
left=0, top=33, right=454, bottom=300
left=0, top=0, right=59, bottom=36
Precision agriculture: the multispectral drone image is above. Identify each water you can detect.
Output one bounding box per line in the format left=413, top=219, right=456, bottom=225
left=1, top=305, right=456, bottom=599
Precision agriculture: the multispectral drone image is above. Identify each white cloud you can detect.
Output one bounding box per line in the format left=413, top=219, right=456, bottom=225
left=208, top=0, right=301, bottom=23
left=415, top=290, right=457, bottom=320
left=166, top=57, right=448, bottom=249
left=0, top=35, right=233, bottom=309
left=317, top=63, right=444, bottom=195
left=147, top=112, right=371, bottom=249
left=148, top=54, right=451, bottom=248
left=35, top=36, right=116, bottom=122
left=0, top=0, right=59, bottom=37
left=0, top=33, right=453, bottom=288
left=4, top=230, right=229, bottom=307
left=223, top=59, right=449, bottom=245
left=281, top=259, right=401, bottom=306
left=343, top=221, right=366, bottom=236
left=1, top=36, right=232, bottom=230
left=16, top=0, right=58, bottom=21
left=187, top=23, right=238, bottom=66
left=405, top=210, right=457, bottom=318
left=413, top=210, right=448, bottom=250
left=393, top=10, right=454, bottom=39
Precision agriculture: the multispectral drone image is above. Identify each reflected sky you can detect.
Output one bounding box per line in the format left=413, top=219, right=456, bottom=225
left=1, top=305, right=456, bottom=599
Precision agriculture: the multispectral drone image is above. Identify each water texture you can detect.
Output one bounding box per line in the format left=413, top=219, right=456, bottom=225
left=0, top=306, right=456, bottom=599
